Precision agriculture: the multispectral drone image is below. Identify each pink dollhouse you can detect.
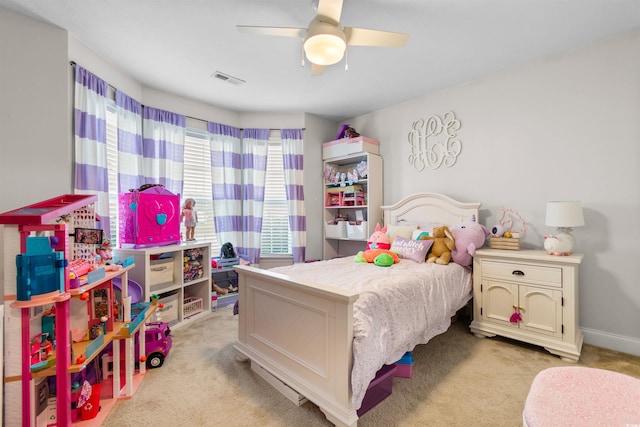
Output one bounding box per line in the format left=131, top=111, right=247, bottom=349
left=118, top=185, right=180, bottom=248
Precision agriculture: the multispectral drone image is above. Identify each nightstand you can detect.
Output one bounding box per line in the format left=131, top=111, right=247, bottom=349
left=469, top=249, right=583, bottom=362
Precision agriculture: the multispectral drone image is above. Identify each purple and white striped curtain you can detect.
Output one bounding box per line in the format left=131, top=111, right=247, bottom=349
left=241, top=129, right=269, bottom=264
left=281, top=129, right=306, bottom=263
left=73, top=65, right=111, bottom=234
left=115, top=90, right=143, bottom=192
left=209, top=122, right=242, bottom=253
left=142, top=107, right=186, bottom=196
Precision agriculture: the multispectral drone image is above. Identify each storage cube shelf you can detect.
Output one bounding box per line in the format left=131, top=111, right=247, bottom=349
left=323, top=151, right=383, bottom=259
left=113, top=241, right=212, bottom=329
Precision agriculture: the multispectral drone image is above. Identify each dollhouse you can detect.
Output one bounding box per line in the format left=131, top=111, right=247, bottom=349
left=0, top=195, right=157, bottom=426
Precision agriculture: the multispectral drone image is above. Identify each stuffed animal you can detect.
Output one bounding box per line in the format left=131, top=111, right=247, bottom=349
left=420, top=225, right=455, bottom=264
left=450, top=221, right=490, bottom=267
left=355, top=249, right=400, bottom=266
left=367, top=223, right=391, bottom=250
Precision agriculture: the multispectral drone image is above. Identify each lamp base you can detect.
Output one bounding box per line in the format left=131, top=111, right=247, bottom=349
left=543, top=227, right=576, bottom=256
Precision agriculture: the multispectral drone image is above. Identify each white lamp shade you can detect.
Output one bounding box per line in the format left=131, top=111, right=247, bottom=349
left=545, top=201, right=585, bottom=228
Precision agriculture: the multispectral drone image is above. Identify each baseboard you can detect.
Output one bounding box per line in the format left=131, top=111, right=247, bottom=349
left=582, top=327, right=640, bottom=357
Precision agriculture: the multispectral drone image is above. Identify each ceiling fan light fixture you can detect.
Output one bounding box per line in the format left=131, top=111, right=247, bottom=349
left=304, top=33, right=346, bottom=65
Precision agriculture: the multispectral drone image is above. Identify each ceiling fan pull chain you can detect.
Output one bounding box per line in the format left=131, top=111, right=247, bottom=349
left=345, top=48, right=349, bottom=71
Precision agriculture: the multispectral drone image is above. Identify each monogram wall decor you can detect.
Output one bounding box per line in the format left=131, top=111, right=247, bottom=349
left=407, top=111, right=462, bottom=171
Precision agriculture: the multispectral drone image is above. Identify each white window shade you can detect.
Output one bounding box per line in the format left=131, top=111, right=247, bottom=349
left=261, top=132, right=292, bottom=255
left=184, top=129, right=219, bottom=253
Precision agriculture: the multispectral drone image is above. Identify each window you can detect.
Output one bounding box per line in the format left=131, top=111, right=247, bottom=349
left=261, top=132, right=292, bottom=255
left=104, top=115, right=289, bottom=258
left=183, top=129, right=219, bottom=253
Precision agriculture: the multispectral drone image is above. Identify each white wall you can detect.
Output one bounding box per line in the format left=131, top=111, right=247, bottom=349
left=348, top=29, right=640, bottom=355
left=0, top=8, right=71, bottom=213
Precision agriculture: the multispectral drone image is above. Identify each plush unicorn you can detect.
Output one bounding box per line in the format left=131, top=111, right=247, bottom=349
left=367, top=223, right=391, bottom=250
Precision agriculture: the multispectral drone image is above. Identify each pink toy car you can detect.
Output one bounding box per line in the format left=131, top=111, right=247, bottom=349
left=137, top=321, right=172, bottom=369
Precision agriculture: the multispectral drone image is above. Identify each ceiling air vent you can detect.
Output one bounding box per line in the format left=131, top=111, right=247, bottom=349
left=211, top=71, right=245, bottom=86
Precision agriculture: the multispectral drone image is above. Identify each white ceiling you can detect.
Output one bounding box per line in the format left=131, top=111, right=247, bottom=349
left=2, top=0, right=640, bottom=122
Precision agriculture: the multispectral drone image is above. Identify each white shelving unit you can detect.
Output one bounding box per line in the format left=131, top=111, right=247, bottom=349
left=113, top=241, right=211, bottom=328
left=323, top=152, right=383, bottom=259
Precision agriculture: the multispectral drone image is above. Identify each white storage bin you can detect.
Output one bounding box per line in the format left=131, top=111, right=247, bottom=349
left=149, top=258, right=174, bottom=291
left=347, top=221, right=368, bottom=240
left=326, top=221, right=347, bottom=239
left=158, top=291, right=179, bottom=325
left=323, top=136, right=379, bottom=160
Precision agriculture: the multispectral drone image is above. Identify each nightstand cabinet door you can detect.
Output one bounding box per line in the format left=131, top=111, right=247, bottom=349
left=482, top=280, right=519, bottom=326
left=519, top=285, right=563, bottom=338
left=470, top=249, right=583, bottom=362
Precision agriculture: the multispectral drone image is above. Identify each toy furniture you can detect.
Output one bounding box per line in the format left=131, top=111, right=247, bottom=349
left=235, top=192, right=480, bottom=427
left=469, top=249, right=583, bottom=362
left=0, top=194, right=156, bottom=426
left=523, top=366, right=640, bottom=426
left=0, top=194, right=97, bottom=427
left=118, top=185, right=180, bottom=248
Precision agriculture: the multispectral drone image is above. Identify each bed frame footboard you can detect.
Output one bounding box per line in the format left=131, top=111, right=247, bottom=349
left=233, top=265, right=360, bottom=427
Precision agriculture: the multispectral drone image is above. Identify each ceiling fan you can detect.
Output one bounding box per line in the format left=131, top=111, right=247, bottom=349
left=237, top=0, right=410, bottom=76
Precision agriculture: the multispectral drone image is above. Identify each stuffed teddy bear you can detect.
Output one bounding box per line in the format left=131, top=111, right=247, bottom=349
left=367, top=223, right=391, bottom=250
left=450, top=221, right=490, bottom=267
left=355, top=249, right=400, bottom=266
left=420, top=225, right=455, bottom=264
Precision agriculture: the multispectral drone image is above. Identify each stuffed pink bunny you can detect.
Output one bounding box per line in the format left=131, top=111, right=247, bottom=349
left=367, top=223, right=390, bottom=250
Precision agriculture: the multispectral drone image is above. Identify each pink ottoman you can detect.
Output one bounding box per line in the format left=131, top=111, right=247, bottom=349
left=523, top=366, right=640, bottom=427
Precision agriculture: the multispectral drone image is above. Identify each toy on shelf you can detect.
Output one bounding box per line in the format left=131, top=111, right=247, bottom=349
left=96, top=238, right=113, bottom=265
left=183, top=247, right=204, bottom=282
left=29, top=333, right=54, bottom=372
left=118, top=184, right=180, bottom=248
left=489, top=206, right=527, bottom=250
left=15, top=236, right=65, bottom=302
left=180, top=197, right=198, bottom=241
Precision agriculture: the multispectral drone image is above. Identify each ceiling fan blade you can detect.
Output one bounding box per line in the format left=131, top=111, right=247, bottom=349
left=236, top=25, right=305, bottom=38
left=311, top=63, right=326, bottom=76
left=344, top=27, right=410, bottom=47
left=316, top=0, right=344, bottom=25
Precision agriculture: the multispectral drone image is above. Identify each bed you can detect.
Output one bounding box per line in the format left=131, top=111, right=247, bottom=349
left=233, top=192, right=481, bottom=427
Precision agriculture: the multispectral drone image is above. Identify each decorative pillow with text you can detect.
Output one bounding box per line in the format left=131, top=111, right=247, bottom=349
left=391, top=236, right=433, bottom=263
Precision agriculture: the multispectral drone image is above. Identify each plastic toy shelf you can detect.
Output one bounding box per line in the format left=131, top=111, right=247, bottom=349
left=67, top=265, right=135, bottom=297
left=0, top=194, right=97, bottom=225
left=10, top=291, right=71, bottom=309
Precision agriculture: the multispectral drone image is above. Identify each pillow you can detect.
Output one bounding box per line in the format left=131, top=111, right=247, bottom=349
left=391, top=236, right=433, bottom=263
left=412, top=229, right=431, bottom=240
left=386, top=224, right=417, bottom=243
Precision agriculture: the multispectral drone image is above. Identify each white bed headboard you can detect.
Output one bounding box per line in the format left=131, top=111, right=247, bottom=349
left=382, top=192, right=481, bottom=226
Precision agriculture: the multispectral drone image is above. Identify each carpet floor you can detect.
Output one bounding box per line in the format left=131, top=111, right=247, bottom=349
left=102, top=307, right=640, bottom=427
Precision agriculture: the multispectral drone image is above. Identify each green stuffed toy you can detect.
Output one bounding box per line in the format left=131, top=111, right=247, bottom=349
left=355, top=249, right=399, bottom=267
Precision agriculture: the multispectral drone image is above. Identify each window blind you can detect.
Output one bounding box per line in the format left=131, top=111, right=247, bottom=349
left=260, top=132, right=292, bottom=255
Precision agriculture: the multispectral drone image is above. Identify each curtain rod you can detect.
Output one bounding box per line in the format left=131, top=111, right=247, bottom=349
left=71, top=61, right=305, bottom=132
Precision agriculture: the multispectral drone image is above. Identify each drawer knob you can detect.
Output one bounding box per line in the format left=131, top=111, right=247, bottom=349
left=512, top=270, right=525, bottom=276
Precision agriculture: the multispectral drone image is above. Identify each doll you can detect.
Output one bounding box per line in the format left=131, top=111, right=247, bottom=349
left=180, top=198, right=198, bottom=241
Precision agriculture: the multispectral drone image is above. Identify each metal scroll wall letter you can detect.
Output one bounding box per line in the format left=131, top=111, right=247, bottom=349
left=408, top=111, right=462, bottom=171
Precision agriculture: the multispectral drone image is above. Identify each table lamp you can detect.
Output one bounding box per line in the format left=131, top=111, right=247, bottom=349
left=545, top=201, right=585, bottom=255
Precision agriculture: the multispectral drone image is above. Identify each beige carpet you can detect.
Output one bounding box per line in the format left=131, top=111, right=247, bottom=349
left=103, top=307, right=640, bottom=427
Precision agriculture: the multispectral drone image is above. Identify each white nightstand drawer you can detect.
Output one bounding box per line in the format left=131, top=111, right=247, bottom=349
left=482, top=260, right=562, bottom=287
